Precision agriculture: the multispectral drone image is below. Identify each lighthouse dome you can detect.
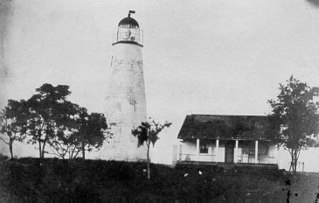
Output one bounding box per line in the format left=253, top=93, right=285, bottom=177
left=113, top=11, right=143, bottom=46
left=118, top=17, right=139, bottom=28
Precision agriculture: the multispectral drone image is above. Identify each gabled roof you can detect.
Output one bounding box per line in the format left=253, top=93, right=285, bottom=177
left=177, top=114, right=272, bottom=141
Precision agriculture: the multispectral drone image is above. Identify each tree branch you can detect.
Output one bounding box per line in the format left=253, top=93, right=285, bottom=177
left=0, top=136, right=9, bottom=145
left=73, top=148, right=80, bottom=159
left=47, top=150, right=63, bottom=159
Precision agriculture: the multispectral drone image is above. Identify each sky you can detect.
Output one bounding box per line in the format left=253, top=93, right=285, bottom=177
left=1, top=0, right=319, bottom=164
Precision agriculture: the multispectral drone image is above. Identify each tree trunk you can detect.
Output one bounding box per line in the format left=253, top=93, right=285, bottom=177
left=82, top=135, right=85, bottom=159
left=293, top=157, right=297, bottom=174
left=41, top=140, right=47, bottom=159
left=146, top=140, right=151, bottom=180
left=291, top=161, right=296, bottom=174
left=290, top=149, right=299, bottom=174
left=9, top=138, right=13, bottom=159
left=38, top=137, right=42, bottom=159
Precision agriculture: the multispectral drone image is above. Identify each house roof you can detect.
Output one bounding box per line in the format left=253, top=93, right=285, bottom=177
left=177, top=114, right=272, bottom=141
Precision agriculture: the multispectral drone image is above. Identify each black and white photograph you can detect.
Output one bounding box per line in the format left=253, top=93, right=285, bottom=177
left=0, top=0, right=319, bottom=202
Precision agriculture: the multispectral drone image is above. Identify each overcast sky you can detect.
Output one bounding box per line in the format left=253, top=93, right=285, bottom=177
left=1, top=0, right=319, bottom=163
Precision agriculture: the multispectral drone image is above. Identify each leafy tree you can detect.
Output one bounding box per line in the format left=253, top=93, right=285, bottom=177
left=268, top=76, right=319, bottom=173
left=76, top=108, right=109, bottom=159
left=0, top=100, right=27, bottom=159
left=21, top=83, right=79, bottom=159
left=132, top=120, right=171, bottom=179
left=48, top=131, right=80, bottom=159
left=5, top=83, right=110, bottom=160
left=47, top=105, right=80, bottom=159
left=48, top=107, right=109, bottom=159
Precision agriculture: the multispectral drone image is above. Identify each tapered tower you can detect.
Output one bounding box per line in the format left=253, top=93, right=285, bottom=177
left=103, top=11, right=147, bottom=161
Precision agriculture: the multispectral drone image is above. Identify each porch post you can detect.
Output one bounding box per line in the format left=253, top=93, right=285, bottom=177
left=255, top=140, right=259, bottom=163
left=179, top=144, right=182, bottom=161
left=215, top=139, right=219, bottom=162
left=196, top=139, right=200, bottom=160
left=234, top=140, right=239, bottom=163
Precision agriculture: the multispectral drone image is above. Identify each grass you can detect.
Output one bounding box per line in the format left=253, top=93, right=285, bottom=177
left=0, top=155, right=315, bottom=202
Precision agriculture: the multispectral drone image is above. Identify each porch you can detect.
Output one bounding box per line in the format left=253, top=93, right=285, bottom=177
left=176, top=138, right=277, bottom=165
left=176, top=161, right=279, bottom=169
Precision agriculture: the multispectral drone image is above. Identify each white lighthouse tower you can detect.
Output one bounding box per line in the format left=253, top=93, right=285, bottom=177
left=103, top=11, right=147, bottom=161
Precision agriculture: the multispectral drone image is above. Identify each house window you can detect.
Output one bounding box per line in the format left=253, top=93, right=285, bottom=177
left=258, top=145, right=269, bottom=156
left=248, top=147, right=255, bottom=157
left=200, top=142, right=208, bottom=153
left=242, top=148, right=249, bottom=155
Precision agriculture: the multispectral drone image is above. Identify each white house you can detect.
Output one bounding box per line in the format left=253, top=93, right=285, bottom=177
left=173, top=114, right=278, bottom=167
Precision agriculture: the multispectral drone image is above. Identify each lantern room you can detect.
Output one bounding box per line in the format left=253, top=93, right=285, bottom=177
left=113, top=11, right=143, bottom=46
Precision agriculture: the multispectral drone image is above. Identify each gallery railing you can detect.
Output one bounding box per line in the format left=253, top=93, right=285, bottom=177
left=178, top=153, right=216, bottom=162
left=236, top=155, right=277, bottom=164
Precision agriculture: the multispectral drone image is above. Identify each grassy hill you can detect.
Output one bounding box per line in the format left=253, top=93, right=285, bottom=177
left=0, top=155, right=310, bottom=202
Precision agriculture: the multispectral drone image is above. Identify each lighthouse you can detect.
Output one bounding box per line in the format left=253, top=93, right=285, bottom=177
left=103, top=11, right=147, bottom=161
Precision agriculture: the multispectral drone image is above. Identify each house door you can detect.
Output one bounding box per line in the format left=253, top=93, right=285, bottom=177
left=225, top=146, right=234, bottom=163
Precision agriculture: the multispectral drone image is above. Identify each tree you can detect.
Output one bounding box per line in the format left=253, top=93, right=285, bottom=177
left=77, top=110, right=109, bottom=159
left=48, top=128, right=80, bottom=159
left=56, top=107, right=109, bottom=159
left=0, top=100, right=27, bottom=159
left=47, top=103, right=81, bottom=159
left=47, top=108, right=109, bottom=160
left=132, top=120, right=171, bottom=179
left=268, top=76, right=319, bottom=173
left=5, top=83, right=110, bottom=160
left=21, top=83, right=79, bottom=159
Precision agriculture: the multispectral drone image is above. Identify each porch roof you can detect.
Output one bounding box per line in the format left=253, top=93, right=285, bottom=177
left=177, top=114, right=272, bottom=141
